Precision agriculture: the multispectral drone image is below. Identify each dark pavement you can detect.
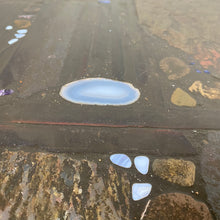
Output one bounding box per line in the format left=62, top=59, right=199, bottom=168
left=0, top=0, right=220, bottom=219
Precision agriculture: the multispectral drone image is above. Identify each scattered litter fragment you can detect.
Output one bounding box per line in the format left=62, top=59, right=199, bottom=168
left=171, top=88, right=197, bottom=107
left=48, top=54, right=56, bottom=59
left=8, top=38, right=18, bottom=45
left=134, top=156, right=149, bottom=175
left=204, top=70, right=210, bottom=74
left=15, top=33, right=26, bottom=39
left=189, top=81, right=220, bottom=99
left=189, top=62, right=195, bottom=65
left=5, top=25, right=13, bottom=30
left=17, top=29, right=28, bottom=34
left=98, top=0, right=111, bottom=3
left=196, top=70, right=202, bottom=73
left=132, top=183, right=152, bottom=201
left=18, top=15, right=34, bottom=19
left=140, top=200, right=151, bottom=220
left=14, top=19, right=31, bottom=28
left=160, top=57, right=190, bottom=80
left=110, top=154, right=132, bottom=168
left=0, top=89, right=14, bottom=96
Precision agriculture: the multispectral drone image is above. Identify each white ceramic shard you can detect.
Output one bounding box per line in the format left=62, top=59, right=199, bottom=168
left=134, top=156, right=149, bottom=175
left=17, top=29, right=28, bottom=34
left=8, top=38, right=18, bottom=45
left=110, top=154, right=132, bottom=168
left=132, top=183, right=152, bottom=201
left=59, top=78, right=140, bottom=105
left=5, top=25, right=13, bottom=30
left=15, top=33, right=26, bottom=39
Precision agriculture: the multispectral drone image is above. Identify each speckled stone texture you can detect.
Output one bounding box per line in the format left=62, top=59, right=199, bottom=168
left=201, top=131, right=220, bottom=219
left=143, top=193, right=213, bottom=220
left=152, top=158, right=195, bottom=186
left=0, top=150, right=130, bottom=220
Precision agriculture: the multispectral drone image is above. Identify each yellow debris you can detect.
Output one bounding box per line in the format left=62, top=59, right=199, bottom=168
left=160, top=57, right=190, bottom=80
left=14, top=19, right=31, bottom=29
left=171, top=88, right=196, bottom=107
left=189, top=81, right=220, bottom=100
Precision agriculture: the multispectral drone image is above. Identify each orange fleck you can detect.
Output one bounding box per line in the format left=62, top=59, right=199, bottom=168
left=200, top=60, right=214, bottom=68
left=210, top=49, right=220, bottom=59
left=19, top=80, right=23, bottom=83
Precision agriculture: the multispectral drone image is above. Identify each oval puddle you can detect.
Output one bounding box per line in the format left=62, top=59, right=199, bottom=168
left=59, top=78, right=140, bottom=105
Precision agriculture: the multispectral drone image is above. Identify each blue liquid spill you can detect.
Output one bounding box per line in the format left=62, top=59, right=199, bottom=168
left=134, top=156, right=149, bottom=175
left=132, top=183, right=152, bottom=201
left=60, top=78, right=140, bottom=105
left=189, top=62, right=195, bottom=65
left=5, top=25, right=13, bottom=30
left=8, top=38, right=18, bottom=45
left=17, top=29, right=28, bottom=34
left=204, top=70, right=210, bottom=74
left=110, top=154, right=132, bottom=168
left=98, top=0, right=111, bottom=3
left=15, top=33, right=26, bottom=39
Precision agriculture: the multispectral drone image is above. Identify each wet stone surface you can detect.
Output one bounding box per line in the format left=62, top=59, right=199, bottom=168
left=152, top=158, right=196, bottom=187
left=201, top=131, right=220, bottom=218
left=0, top=150, right=130, bottom=220
left=143, top=193, right=213, bottom=220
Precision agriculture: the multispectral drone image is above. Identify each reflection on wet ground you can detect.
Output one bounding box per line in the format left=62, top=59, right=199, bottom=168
left=0, top=0, right=220, bottom=218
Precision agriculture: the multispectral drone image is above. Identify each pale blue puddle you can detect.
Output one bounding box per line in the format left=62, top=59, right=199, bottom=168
left=17, top=29, right=28, bottom=34
left=15, top=33, right=26, bottom=39
left=8, top=38, right=18, bottom=45
left=134, top=156, right=149, bottom=175
left=60, top=78, right=140, bottom=105
left=5, top=25, right=13, bottom=30
left=110, top=154, right=132, bottom=168
left=110, top=154, right=152, bottom=201
left=132, top=183, right=152, bottom=201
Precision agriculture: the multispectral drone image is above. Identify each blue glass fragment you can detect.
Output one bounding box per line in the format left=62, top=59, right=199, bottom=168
left=189, top=62, right=195, bottom=65
left=8, top=39, right=18, bottom=45
left=134, top=156, right=149, bottom=175
left=110, top=154, right=132, bottom=168
left=17, top=29, right=28, bottom=34
left=60, top=78, right=140, bottom=105
left=0, top=89, right=14, bottom=96
left=5, top=25, right=13, bottom=30
left=196, top=70, right=202, bottom=73
left=132, top=183, right=152, bottom=201
left=15, top=33, right=26, bottom=39
left=98, top=0, right=111, bottom=3
left=204, top=70, right=210, bottom=74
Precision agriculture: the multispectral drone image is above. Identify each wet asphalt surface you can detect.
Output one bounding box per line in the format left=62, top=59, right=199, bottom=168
left=0, top=0, right=220, bottom=219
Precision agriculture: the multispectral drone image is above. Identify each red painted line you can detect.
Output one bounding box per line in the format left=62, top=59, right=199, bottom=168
left=9, top=120, right=212, bottom=130
left=10, top=120, right=146, bottom=128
